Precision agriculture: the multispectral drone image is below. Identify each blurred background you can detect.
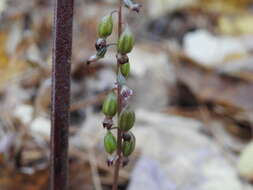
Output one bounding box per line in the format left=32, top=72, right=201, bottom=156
left=1, top=0, right=253, bottom=189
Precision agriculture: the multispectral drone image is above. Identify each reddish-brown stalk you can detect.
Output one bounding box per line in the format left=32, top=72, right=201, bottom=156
left=50, top=0, right=74, bottom=190
left=112, top=0, right=123, bottom=189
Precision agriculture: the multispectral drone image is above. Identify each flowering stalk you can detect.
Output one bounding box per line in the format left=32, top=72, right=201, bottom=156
left=113, top=1, right=123, bottom=189
left=87, top=0, right=141, bottom=189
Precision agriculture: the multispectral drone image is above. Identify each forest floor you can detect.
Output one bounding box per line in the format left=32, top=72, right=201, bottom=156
left=0, top=0, right=253, bottom=189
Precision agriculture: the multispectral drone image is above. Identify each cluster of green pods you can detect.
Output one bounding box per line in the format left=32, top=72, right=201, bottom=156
left=102, top=94, right=136, bottom=157
left=91, top=0, right=141, bottom=166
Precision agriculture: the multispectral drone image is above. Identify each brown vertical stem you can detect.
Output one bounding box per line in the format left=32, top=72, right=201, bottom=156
left=113, top=0, right=123, bottom=190
left=50, top=0, right=74, bottom=190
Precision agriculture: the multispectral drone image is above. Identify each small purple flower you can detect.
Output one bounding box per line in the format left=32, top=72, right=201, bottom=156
left=123, top=0, right=142, bottom=13
left=107, top=155, right=118, bottom=166
left=121, top=85, right=133, bottom=98
left=131, top=4, right=142, bottom=13
left=107, top=155, right=115, bottom=166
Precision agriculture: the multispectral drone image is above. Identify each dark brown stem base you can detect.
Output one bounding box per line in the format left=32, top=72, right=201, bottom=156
left=50, top=0, right=74, bottom=190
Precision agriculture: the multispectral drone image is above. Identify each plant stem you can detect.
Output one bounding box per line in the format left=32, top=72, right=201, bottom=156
left=113, top=0, right=123, bottom=190
left=50, top=0, right=74, bottom=190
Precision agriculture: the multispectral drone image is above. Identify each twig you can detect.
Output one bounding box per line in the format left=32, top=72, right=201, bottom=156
left=50, top=0, right=74, bottom=190
left=88, top=148, right=103, bottom=190
left=70, top=91, right=107, bottom=112
left=198, top=105, right=236, bottom=165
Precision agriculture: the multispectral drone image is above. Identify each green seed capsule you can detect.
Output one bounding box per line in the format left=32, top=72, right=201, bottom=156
left=102, top=92, right=117, bottom=117
left=98, top=15, right=113, bottom=38
left=122, top=132, right=135, bottom=156
left=104, top=131, right=117, bottom=154
left=120, top=62, right=130, bottom=78
left=119, top=108, right=135, bottom=131
left=117, top=27, right=135, bottom=54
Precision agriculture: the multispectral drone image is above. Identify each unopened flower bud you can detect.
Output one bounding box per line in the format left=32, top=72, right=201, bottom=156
left=122, top=132, right=135, bottom=157
left=95, top=38, right=107, bottom=51
left=102, top=92, right=117, bottom=117
left=116, top=53, right=129, bottom=65
left=117, top=26, right=135, bottom=54
left=103, top=117, right=113, bottom=129
left=104, top=131, right=117, bottom=154
left=123, top=0, right=142, bottom=13
left=120, top=62, right=130, bottom=78
left=121, top=85, right=133, bottom=98
left=98, top=14, right=113, bottom=38
left=119, top=107, right=135, bottom=131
